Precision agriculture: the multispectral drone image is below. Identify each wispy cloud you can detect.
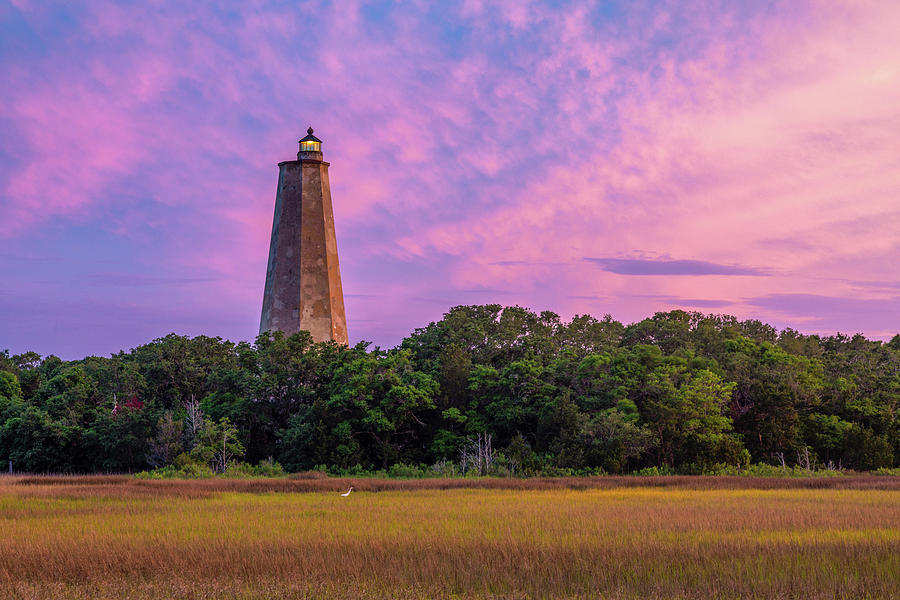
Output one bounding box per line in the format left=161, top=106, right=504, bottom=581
left=84, top=273, right=220, bottom=287
left=746, top=293, right=900, bottom=337
left=585, top=258, right=767, bottom=276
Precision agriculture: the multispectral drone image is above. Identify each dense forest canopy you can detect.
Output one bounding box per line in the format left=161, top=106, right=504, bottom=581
left=1, top=306, right=898, bottom=474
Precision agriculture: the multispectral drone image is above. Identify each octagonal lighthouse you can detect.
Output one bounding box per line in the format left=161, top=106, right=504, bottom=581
left=259, top=127, right=348, bottom=345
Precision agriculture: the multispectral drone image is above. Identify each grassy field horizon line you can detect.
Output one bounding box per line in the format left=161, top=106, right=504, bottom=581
left=2, top=473, right=900, bottom=496
left=2, top=476, right=898, bottom=599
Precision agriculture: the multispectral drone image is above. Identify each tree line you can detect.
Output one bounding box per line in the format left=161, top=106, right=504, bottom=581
left=1, top=306, right=898, bottom=475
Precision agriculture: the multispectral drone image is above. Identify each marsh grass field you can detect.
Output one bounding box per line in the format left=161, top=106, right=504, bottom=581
left=1, top=476, right=899, bottom=599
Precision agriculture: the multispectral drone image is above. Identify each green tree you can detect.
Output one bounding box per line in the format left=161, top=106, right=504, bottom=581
left=643, top=368, right=741, bottom=469
left=81, top=402, right=152, bottom=472
left=584, top=408, right=656, bottom=473
left=0, top=371, right=22, bottom=401
left=724, top=338, right=823, bottom=463
left=147, top=412, right=184, bottom=467
left=190, top=417, right=245, bottom=473
left=0, top=404, right=76, bottom=472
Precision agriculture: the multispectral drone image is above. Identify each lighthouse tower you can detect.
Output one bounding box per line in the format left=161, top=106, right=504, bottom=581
left=259, top=127, right=348, bottom=345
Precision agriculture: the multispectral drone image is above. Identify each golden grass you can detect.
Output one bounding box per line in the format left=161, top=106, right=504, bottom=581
left=1, top=475, right=898, bottom=599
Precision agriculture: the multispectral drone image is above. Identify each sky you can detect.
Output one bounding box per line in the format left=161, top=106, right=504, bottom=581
left=1, top=0, right=899, bottom=359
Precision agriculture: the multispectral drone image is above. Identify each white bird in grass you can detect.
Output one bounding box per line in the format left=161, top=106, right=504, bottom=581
left=340, top=486, right=353, bottom=497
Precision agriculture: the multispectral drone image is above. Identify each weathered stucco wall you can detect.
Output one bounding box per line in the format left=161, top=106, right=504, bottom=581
left=259, top=153, right=348, bottom=345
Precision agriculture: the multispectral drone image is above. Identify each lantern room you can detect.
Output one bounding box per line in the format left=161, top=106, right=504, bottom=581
left=298, top=126, right=322, bottom=155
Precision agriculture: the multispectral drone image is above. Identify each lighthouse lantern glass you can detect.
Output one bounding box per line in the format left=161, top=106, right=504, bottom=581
left=301, top=140, right=321, bottom=152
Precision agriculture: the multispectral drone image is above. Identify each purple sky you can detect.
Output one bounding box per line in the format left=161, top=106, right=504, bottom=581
left=2, top=1, right=899, bottom=359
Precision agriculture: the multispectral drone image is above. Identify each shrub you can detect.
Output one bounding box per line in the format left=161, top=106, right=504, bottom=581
left=705, top=463, right=847, bottom=477
left=633, top=465, right=676, bottom=477
left=386, top=463, right=428, bottom=478
left=134, top=463, right=213, bottom=479
left=873, top=467, right=900, bottom=476
left=430, top=460, right=461, bottom=478
left=224, top=459, right=286, bottom=478
left=135, top=459, right=284, bottom=480
left=252, top=458, right=287, bottom=477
